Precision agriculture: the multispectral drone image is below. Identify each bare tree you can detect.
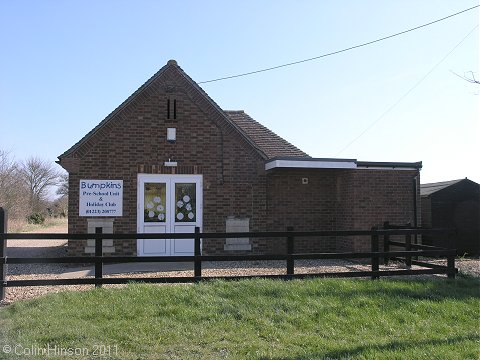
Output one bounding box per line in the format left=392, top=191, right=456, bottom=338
left=0, top=150, right=28, bottom=219
left=54, top=172, right=69, bottom=217
left=0, top=150, right=17, bottom=195
left=18, top=157, right=61, bottom=213
left=56, top=173, right=69, bottom=198
left=452, top=71, right=479, bottom=85
left=50, top=196, right=68, bottom=217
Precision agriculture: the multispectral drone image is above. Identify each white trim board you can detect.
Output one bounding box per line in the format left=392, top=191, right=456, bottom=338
left=265, top=159, right=356, bottom=170
left=265, top=159, right=421, bottom=171
left=356, top=166, right=419, bottom=171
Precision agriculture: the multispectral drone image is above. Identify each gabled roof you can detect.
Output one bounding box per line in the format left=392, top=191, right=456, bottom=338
left=225, top=111, right=309, bottom=159
left=58, top=62, right=173, bottom=160
left=420, top=178, right=474, bottom=196
left=58, top=60, right=308, bottom=162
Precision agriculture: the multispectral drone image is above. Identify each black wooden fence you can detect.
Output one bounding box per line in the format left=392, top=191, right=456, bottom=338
left=0, top=209, right=457, bottom=301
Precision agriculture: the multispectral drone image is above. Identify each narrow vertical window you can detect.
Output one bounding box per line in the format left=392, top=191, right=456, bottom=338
left=167, top=99, right=171, bottom=119
left=173, top=99, right=177, bottom=119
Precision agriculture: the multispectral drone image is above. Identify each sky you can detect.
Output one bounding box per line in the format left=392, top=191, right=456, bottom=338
left=0, top=1, right=478, bottom=185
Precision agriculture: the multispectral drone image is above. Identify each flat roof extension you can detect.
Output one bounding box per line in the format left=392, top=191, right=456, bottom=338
left=265, top=157, right=422, bottom=171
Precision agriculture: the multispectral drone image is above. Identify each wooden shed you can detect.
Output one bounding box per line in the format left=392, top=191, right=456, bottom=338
left=421, top=178, right=479, bottom=256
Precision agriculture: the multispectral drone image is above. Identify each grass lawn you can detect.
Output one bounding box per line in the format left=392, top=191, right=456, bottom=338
left=0, top=277, right=479, bottom=359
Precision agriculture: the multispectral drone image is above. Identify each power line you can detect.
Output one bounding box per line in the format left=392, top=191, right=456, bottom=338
left=198, top=5, right=479, bottom=84
left=334, top=25, right=478, bottom=157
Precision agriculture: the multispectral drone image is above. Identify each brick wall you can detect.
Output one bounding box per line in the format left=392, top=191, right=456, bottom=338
left=347, top=169, right=420, bottom=252
left=266, top=169, right=338, bottom=254
left=335, top=171, right=356, bottom=252
left=266, top=168, right=420, bottom=253
left=64, top=66, right=267, bottom=255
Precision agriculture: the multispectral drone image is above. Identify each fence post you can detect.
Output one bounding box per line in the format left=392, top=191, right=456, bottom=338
left=447, top=250, right=456, bottom=279
left=0, top=208, right=7, bottom=301
left=371, top=226, right=379, bottom=280
left=447, top=230, right=456, bottom=279
left=194, top=227, right=201, bottom=279
left=95, top=227, right=103, bottom=288
left=383, top=221, right=390, bottom=265
left=405, top=233, right=412, bottom=268
left=286, top=227, right=294, bottom=276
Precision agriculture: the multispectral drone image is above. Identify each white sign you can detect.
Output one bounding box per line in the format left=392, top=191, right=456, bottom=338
left=79, top=180, right=123, bottom=217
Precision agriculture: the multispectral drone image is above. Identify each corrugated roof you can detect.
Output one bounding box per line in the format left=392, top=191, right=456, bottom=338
left=420, top=179, right=466, bottom=196
left=224, top=110, right=309, bottom=159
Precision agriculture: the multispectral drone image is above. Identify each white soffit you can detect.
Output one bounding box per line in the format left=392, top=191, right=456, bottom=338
left=265, top=159, right=357, bottom=171
left=356, top=166, right=419, bottom=171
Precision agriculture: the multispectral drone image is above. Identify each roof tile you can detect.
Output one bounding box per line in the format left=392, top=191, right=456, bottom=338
left=224, top=110, right=309, bottom=159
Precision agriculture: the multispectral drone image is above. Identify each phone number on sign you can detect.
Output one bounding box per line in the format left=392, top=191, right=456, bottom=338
left=85, top=209, right=117, bottom=215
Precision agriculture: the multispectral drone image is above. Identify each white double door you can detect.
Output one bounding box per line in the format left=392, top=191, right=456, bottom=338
left=137, top=174, right=203, bottom=256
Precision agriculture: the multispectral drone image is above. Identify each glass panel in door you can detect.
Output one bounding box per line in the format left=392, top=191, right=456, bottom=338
left=142, top=182, right=168, bottom=254
left=174, top=183, right=196, bottom=222
left=172, top=182, right=197, bottom=254
left=144, top=183, right=167, bottom=222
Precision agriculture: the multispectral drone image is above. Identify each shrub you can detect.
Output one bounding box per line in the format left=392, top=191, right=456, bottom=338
left=26, top=212, right=45, bottom=225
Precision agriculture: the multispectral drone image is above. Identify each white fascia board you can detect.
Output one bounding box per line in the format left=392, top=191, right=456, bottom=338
left=265, top=159, right=357, bottom=171
left=356, top=166, right=419, bottom=171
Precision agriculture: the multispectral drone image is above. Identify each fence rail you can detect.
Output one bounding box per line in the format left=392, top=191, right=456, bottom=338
left=0, top=215, right=457, bottom=300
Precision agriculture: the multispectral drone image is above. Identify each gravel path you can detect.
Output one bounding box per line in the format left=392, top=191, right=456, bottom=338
left=5, top=224, right=68, bottom=276
left=426, top=258, right=480, bottom=277
left=1, top=223, right=478, bottom=307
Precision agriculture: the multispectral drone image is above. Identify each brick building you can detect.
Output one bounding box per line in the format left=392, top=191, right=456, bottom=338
left=57, top=60, right=422, bottom=256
